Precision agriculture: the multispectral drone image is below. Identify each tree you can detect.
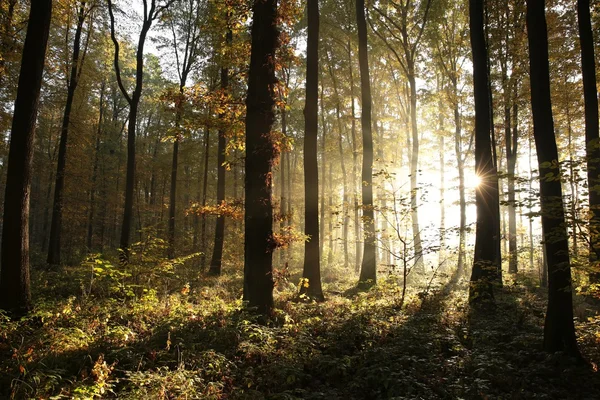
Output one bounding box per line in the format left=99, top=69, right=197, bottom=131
left=369, top=0, right=434, bottom=272
left=526, top=0, right=580, bottom=356
left=47, top=0, right=93, bottom=266
left=164, top=0, right=205, bottom=260
left=0, top=0, right=52, bottom=316
left=107, top=0, right=174, bottom=261
left=243, top=0, right=279, bottom=316
left=300, top=0, right=324, bottom=300
left=431, top=0, right=470, bottom=276
left=577, top=0, right=600, bottom=270
left=356, top=0, right=376, bottom=285
left=209, top=8, right=233, bottom=275
left=469, top=0, right=499, bottom=304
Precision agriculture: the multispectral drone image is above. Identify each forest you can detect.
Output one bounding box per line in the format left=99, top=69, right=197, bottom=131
left=1, top=0, right=600, bottom=398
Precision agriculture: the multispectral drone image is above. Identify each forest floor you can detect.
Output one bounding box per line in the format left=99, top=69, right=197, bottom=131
left=1, top=258, right=600, bottom=399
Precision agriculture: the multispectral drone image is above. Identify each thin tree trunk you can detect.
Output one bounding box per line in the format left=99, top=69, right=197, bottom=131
left=47, top=1, right=86, bottom=265
left=327, top=52, right=349, bottom=269
left=408, top=73, right=424, bottom=272
left=209, top=22, right=232, bottom=274
left=348, top=42, right=362, bottom=273
left=319, top=81, right=326, bottom=261
left=356, top=0, right=376, bottom=286
left=87, top=80, right=106, bottom=250
left=201, top=126, right=210, bottom=269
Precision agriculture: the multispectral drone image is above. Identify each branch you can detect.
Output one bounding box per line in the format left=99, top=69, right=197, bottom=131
left=107, top=0, right=132, bottom=105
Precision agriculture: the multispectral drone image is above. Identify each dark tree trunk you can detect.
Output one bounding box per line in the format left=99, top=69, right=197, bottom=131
left=243, top=0, right=279, bottom=316
left=319, top=82, right=326, bottom=261
left=356, top=0, right=376, bottom=286
left=469, top=0, right=499, bottom=304
left=87, top=80, right=106, bottom=250
left=201, top=126, right=210, bottom=269
left=578, top=0, right=600, bottom=270
left=47, top=1, right=86, bottom=266
left=526, top=0, right=580, bottom=356
left=168, top=133, right=179, bottom=259
left=209, top=25, right=232, bottom=275
left=328, top=163, right=334, bottom=266
left=301, top=0, right=324, bottom=301
left=0, top=0, right=51, bottom=316
left=108, top=0, right=166, bottom=261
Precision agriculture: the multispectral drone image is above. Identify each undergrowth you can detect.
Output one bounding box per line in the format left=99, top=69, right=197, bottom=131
left=1, top=251, right=599, bottom=399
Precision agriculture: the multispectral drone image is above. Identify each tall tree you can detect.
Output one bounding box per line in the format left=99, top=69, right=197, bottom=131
left=577, top=0, right=600, bottom=270
left=107, top=0, right=174, bottom=261
left=243, top=0, right=279, bottom=315
left=469, top=0, right=500, bottom=304
left=47, top=1, right=92, bottom=266
left=370, top=0, right=433, bottom=272
left=526, top=0, right=580, bottom=356
left=165, top=0, right=204, bottom=260
left=356, top=0, right=376, bottom=285
left=0, top=0, right=52, bottom=316
left=209, top=12, right=233, bottom=275
left=301, top=0, right=324, bottom=300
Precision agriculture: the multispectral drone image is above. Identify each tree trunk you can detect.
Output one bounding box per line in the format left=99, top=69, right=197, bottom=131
left=526, top=0, right=580, bottom=356
left=319, top=81, right=326, bottom=261
left=469, top=0, right=499, bottom=304
left=438, top=84, right=446, bottom=267
left=243, top=0, right=279, bottom=316
left=200, top=126, right=210, bottom=269
left=301, top=0, right=324, bottom=301
left=408, top=73, right=424, bottom=273
left=356, top=0, right=376, bottom=286
left=348, top=42, right=362, bottom=273
left=0, top=0, right=51, bottom=316
left=108, top=0, right=161, bottom=262
left=47, top=2, right=86, bottom=265
left=87, top=81, right=106, bottom=250
left=209, top=49, right=230, bottom=275
left=578, top=0, right=600, bottom=271
left=453, top=80, right=466, bottom=277
left=327, top=53, right=349, bottom=269
left=504, top=68, right=518, bottom=274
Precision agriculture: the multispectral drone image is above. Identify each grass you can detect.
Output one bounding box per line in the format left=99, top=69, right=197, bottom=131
left=1, top=257, right=599, bottom=399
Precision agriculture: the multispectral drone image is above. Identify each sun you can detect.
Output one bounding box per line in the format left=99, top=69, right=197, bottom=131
left=464, top=170, right=482, bottom=190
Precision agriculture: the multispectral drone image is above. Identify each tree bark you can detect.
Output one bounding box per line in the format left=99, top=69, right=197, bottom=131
left=0, top=0, right=51, bottom=316
left=577, top=0, right=600, bottom=271
left=209, top=31, right=231, bottom=275
left=469, top=0, right=499, bottom=304
left=87, top=80, right=106, bottom=250
left=348, top=42, right=362, bottom=273
left=526, top=0, right=580, bottom=356
left=243, top=0, right=279, bottom=316
left=356, top=0, right=376, bottom=286
left=301, top=0, right=324, bottom=301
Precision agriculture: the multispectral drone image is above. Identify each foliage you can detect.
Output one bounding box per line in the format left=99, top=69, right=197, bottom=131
left=1, top=261, right=600, bottom=399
